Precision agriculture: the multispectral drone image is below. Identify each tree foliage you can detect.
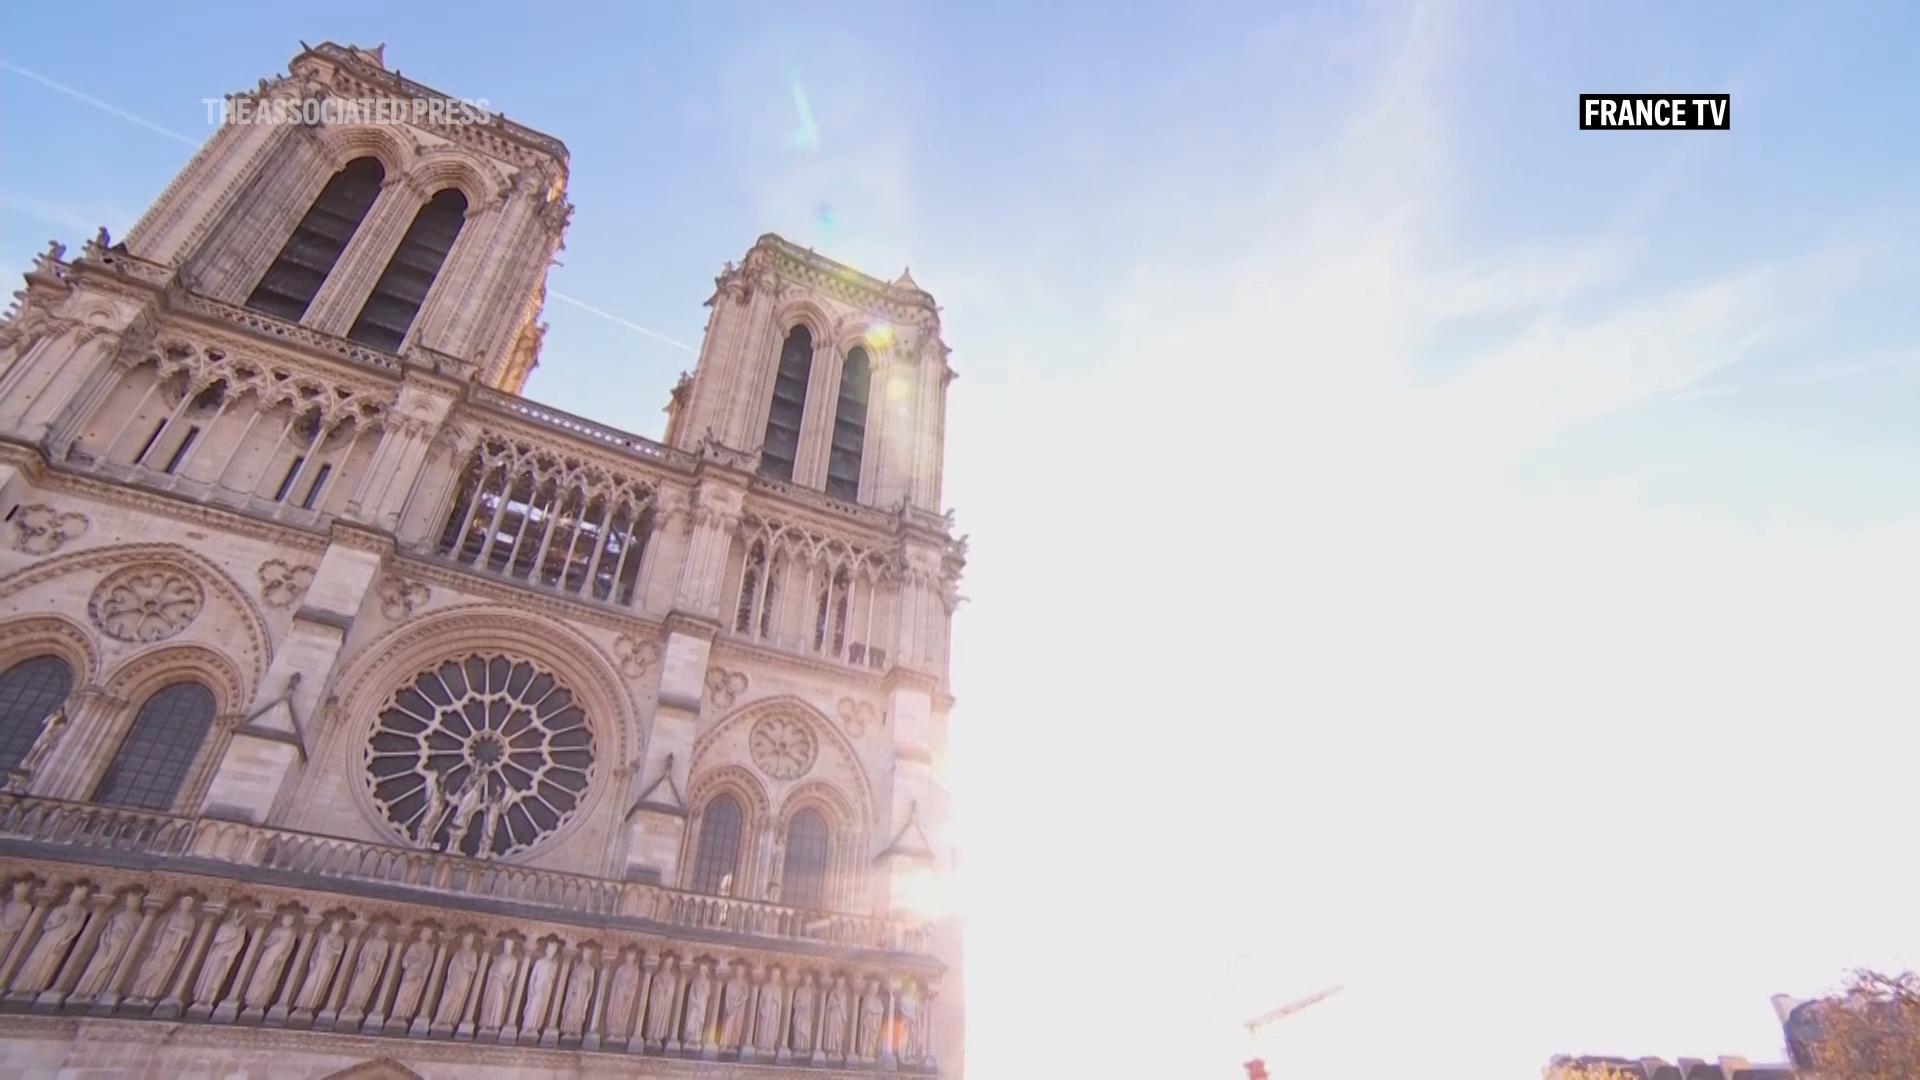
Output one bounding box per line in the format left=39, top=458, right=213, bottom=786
left=1800, top=969, right=1920, bottom=1080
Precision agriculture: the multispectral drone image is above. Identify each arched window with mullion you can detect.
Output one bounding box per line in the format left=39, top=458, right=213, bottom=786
left=690, top=792, right=745, bottom=896
left=0, top=656, right=74, bottom=774
left=825, top=346, right=870, bottom=501
left=759, top=325, right=814, bottom=482
left=92, top=682, right=215, bottom=811
left=348, top=188, right=468, bottom=352
left=246, top=156, right=385, bottom=321
left=780, top=807, right=833, bottom=910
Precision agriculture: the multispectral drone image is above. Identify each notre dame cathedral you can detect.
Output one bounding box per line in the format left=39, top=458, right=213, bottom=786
left=0, top=42, right=962, bottom=1078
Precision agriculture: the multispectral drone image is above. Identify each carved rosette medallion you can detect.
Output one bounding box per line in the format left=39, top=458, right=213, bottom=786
left=366, top=654, right=595, bottom=858
left=749, top=714, right=817, bottom=780
left=88, top=566, right=204, bottom=643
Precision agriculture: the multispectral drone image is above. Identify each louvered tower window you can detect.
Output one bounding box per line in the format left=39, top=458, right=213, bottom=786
left=826, top=346, right=870, bottom=501
left=759, top=325, right=814, bottom=482
left=245, top=156, right=385, bottom=321
left=348, top=188, right=468, bottom=352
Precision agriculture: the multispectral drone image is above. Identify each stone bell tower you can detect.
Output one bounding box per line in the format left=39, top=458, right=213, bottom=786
left=0, top=40, right=963, bottom=1079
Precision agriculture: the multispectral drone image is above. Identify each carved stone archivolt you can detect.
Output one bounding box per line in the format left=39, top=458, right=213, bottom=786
left=365, top=653, right=595, bottom=859
left=749, top=715, right=816, bottom=781
left=10, top=504, right=89, bottom=555
left=88, top=565, right=205, bottom=643
left=0, top=866, right=939, bottom=1070
left=258, top=559, right=317, bottom=609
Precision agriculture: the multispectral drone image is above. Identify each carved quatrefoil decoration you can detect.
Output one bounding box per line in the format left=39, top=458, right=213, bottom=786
left=89, top=566, right=205, bottom=643
left=749, top=714, right=817, bottom=780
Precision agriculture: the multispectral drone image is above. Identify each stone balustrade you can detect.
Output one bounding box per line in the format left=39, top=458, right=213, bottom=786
left=0, top=796, right=931, bottom=956
left=0, top=855, right=940, bottom=1071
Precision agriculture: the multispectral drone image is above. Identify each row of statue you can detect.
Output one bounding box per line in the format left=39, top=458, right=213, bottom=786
left=0, top=875, right=935, bottom=1068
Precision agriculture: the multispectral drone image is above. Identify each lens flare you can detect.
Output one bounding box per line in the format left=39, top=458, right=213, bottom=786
left=864, top=322, right=895, bottom=350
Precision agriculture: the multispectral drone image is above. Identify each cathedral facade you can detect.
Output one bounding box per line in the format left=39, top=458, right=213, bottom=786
left=0, top=42, right=962, bottom=1078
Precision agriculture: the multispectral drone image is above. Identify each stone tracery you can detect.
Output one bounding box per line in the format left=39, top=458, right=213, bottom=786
left=365, top=653, right=595, bottom=859
left=89, top=565, right=205, bottom=643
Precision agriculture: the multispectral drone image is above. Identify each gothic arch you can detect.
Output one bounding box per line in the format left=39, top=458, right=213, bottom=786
left=691, top=694, right=876, bottom=827
left=406, top=147, right=504, bottom=209
left=324, top=603, right=635, bottom=863
left=0, top=615, right=101, bottom=689
left=100, top=642, right=249, bottom=718
left=315, top=124, right=411, bottom=179
left=776, top=778, right=859, bottom=834
left=771, top=298, right=834, bottom=347
left=684, top=763, right=772, bottom=822
left=0, top=543, right=272, bottom=699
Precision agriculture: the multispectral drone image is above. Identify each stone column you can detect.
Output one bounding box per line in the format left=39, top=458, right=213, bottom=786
left=301, top=177, right=424, bottom=336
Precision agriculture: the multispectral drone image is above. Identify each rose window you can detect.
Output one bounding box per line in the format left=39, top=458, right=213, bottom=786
left=365, top=654, right=594, bottom=858
left=749, top=714, right=817, bottom=780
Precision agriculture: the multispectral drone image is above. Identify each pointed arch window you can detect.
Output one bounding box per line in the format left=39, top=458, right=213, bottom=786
left=92, top=682, right=215, bottom=811
left=690, top=792, right=745, bottom=896
left=826, top=346, right=871, bottom=501
left=246, top=156, right=385, bottom=321
left=781, top=807, right=832, bottom=910
left=760, top=325, right=814, bottom=482
left=348, top=187, right=468, bottom=352
left=0, top=656, right=74, bottom=774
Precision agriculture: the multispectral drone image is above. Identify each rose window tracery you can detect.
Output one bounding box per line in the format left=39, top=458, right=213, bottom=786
left=365, top=654, right=595, bottom=859
left=89, top=567, right=204, bottom=643
left=749, top=714, right=817, bottom=780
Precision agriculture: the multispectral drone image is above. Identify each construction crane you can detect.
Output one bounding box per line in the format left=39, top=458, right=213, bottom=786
left=1242, top=985, right=1343, bottom=1079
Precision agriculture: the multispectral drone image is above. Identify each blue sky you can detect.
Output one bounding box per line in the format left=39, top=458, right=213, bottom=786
left=4, top=3, right=1918, bottom=1076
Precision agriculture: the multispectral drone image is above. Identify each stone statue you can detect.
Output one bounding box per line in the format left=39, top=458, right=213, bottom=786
left=680, top=962, right=711, bottom=1046
left=341, top=924, right=390, bottom=1013
left=417, top=769, right=451, bottom=846
left=857, top=980, right=885, bottom=1060
left=0, top=880, right=37, bottom=972
left=897, top=986, right=923, bottom=1061
left=434, top=931, right=479, bottom=1028
left=242, top=913, right=298, bottom=1009
left=12, top=883, right=89, bottom=992
left=477, top=938, right=520, bottom=1030
left=789, top=974, right=816, bottom=1052
left=15, top=707, right=68, bottom=774
left=192, top=910, right=247, bottom=1005
left=558, top=947, right=595, bottom=1036
left=603, top=951, right=639, bottom=1041
left=642, top=961, right=676, bottom=1043
left=390, top=929, right=436, bottom=1020
left=719, top=964, right=749, bottom=1048
left=445, top=772, right=489, bottom=854
left=821, top=976, right=849, bottom=1056
left=73, top=891, right=143, bottom=997
left=129, top=896, right=195, bottom=1001
left=294, top=917, right=345, bottom=1009
left=754, top=972, right=783, bottom=1052
left=520, top=939, right=560, bottom=1031
left=478, top=782, right=508, bottom=858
